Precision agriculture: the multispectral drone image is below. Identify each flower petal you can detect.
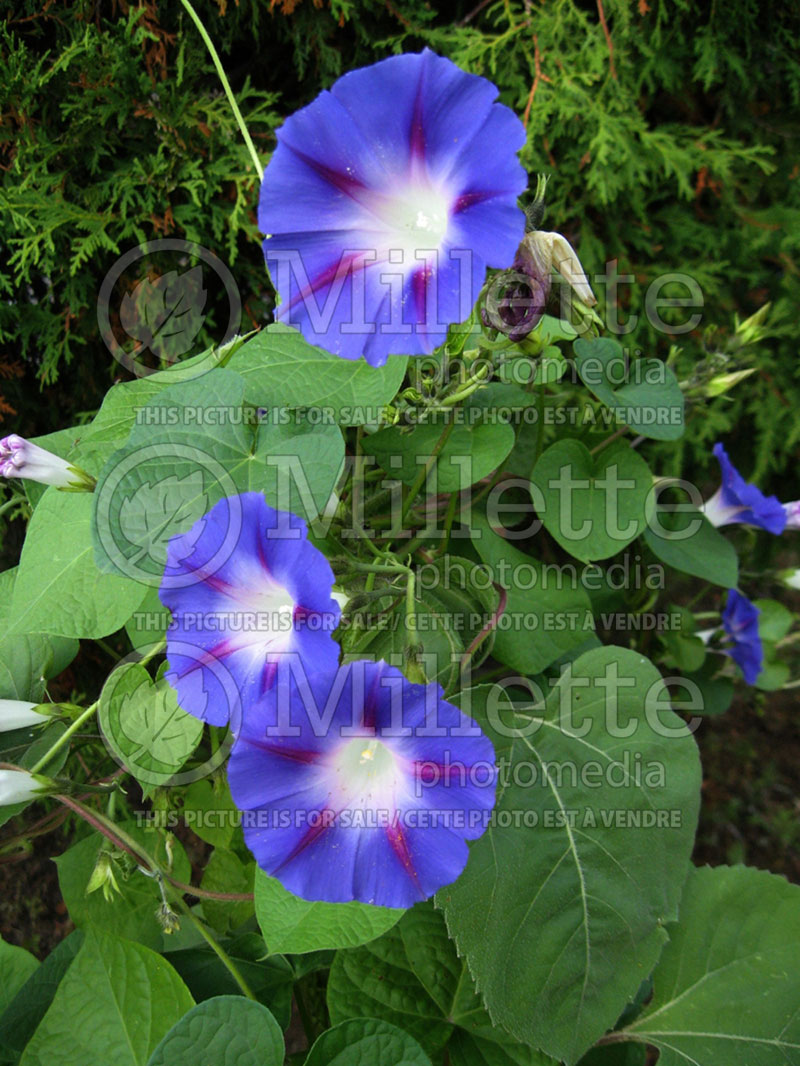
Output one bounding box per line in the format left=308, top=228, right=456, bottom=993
left=712, top=443, right=786, bottom=534
left=722, top=589, right=763, bottom=685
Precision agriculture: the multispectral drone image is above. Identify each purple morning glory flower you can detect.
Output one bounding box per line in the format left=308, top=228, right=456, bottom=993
left=702, top=443, right=786, bottom=534
left=721, top=589, right=763, bottom=685
left=159, top=492, right=341, bottom=727
left=227, top=659, right=497, bottom=908
left=260, top=49, right=527, bottom=367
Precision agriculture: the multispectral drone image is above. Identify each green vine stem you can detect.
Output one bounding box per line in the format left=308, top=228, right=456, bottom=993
left=393, top=416, right=456, bottom=538
left=179, top=0, right=263, bottom=177
left=172, top=895, right=258, bottom=999
left=53, top=794, right=257, bottom=997
left=29, top=701, right=100, bottom=774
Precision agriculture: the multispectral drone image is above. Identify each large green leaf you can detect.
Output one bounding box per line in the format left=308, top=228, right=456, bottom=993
left=0, top=931, right=84, bottom=1066
left=620, top=865, right=800, bottom=1065
left=440, top=647, right=702, bottom=1064
left=573, top=338, right=684, bottom=441
left=145, top=996, right=283, bottom=1066
left=328, top=904, right=553, bottom=1066
left=19, top=929, right=194, bottom=1066
left=124, top=584, right=169, bottom=654
left=0, top=568, right=78, bottom=699
left=0, top=630, right=50, bottom=702
left=7, top=491, right=144, bottom=638
left=200, top=849, right=255, bottom=935
left=179, top=778, right=238, bottom=849
left=531, top=440, right=653, bottom=562
left=469, top=510, right=595, bottom=673
left=305, top=1018, right=432, bottom=1066
left=228, top=324, right=407, bottom=423
left=253, top=869, right=402, bottom=955
left=91, top=368, right=344, bottom=584
left=0, top=938, right=39, bottom=1017
left=364, top=420, right=515, bottom=493
left=643, top=506, right=738, bottom=588
left=75, top=338, right=244, bottom=456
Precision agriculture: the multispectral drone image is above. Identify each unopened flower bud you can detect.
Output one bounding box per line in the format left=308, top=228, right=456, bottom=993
left=331, top=589, right=350, bottom=614
left=0, top=768, right=50, bottom=806
left=155, top=901, right=181, bottom=934
left=779, top=568, right=800, bottom=591
left=705, top=368, right=756, bottom=397
left=482, top=230, right=596, bottom=342
left=0, top=700, right=49, bottom=732
left=783, top=501, right=800, bottom=530
left=86, top=851, right=122, bottom=902
left=735, top=302, right=771, bottom=345
left=0, top=435, right=95, bottom=491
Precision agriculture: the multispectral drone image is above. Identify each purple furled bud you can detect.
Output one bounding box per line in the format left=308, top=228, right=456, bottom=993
left=482, top=230, right=596, bottom=341
left=481, top=252, right=550, bottom=340
left=0, top=435, right=94, bottom=491
left=721, top=589, right=763, bottom=685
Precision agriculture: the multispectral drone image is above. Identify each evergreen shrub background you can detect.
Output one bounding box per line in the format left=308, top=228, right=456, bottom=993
left=2, top=0, right=798, bottom=498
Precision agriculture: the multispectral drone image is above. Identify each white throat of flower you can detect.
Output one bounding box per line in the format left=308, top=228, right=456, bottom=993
left=367, top=181, right=451, bottom=265
left=224, top=573, right=297, bottom=659
left=700, top=488, right=745, bottom=528
left=326, top=736, right=405, bottom=813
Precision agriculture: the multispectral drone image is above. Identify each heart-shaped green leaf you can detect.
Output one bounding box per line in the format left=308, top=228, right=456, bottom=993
left=574, top=338, right=684, bottom=441
left=305, top=1019, right=431, bottom=1066
left=619, top=865, right=800, bottom=1065
left=532, top=440, right=653, bottom=561
left=146, top=996, right=283, bottom=1066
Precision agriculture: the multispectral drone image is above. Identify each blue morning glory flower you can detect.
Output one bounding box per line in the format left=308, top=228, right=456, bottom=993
left=159, top=493, right=341, bottom=727
left=702, top=443, right=787, bottom=534
left=721, top=589, right=763, bottom=685
left=227, top=659, right=497, bottom=908
left=259, top=49, right=527, bottom=367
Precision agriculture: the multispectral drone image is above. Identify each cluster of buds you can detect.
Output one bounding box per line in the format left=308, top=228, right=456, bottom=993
left=681, top=303, right=771, bottom=400
left=86, top=850, right=123, bottom=904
